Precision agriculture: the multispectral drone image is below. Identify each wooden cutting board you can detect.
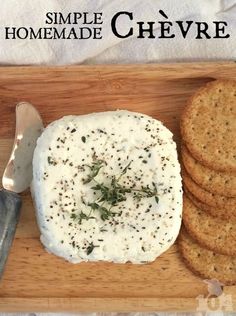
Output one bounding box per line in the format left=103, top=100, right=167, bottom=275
left=0, top=62, right=235, bottom=312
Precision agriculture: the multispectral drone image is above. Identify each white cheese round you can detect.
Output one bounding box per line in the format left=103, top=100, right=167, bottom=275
left=32, top=110, right=182, bottom=263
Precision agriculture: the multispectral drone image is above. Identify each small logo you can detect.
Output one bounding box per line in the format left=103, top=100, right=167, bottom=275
left=196, top=279, right=233, bottom=312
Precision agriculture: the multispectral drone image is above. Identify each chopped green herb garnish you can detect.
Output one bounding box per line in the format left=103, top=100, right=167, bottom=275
left=83, top=159, right=106, bottom=184
left=88, top=202, right=116, bottom=221
left=86, top=242, right=99, bottom=255
left=82, top=159, right=159, bottom=222
left=47, top=156, right=57, bottom=166
left=71, top=211, right=95, bottom=225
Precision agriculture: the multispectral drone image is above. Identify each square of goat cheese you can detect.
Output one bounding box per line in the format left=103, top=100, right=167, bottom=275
left=32, top=110, right=182, bottom=263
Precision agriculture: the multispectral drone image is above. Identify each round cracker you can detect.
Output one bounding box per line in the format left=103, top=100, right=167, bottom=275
left=178, top=228, right=236, bottom=285
left=184, top=187, right=236, bottom=222
left=182, top=168, right=236, bottom=213
left=183, top=195, right=236, bottom=256
left=182, top=144, right=236, bottom=197
left=181, top=80, right=236, bottom=173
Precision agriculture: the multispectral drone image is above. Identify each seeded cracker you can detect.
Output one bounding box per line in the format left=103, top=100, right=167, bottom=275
left=182, top=168, right=236, bottom=212
left=181, top=80, right=236, bottom=172
left=184, top=188, right=236, bottom=222
left=182, top=144, right=236, bottom=197
left=178, top=228, right=236, bottom=285
left=183, top=196, right=236, bottom=256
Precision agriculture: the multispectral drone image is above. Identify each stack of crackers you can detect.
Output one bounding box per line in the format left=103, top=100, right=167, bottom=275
left=178, top=80, right=236, bottom=285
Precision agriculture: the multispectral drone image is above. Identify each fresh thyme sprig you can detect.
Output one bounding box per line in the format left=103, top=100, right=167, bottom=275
left=80, top=159, right=159, bottom=222
left=88, top=202, right=117, bottom=221
left=132, top=182, right=158, bottom=202
left=70, top=211, right=95, bottom=224
left=83, top=159, right=106, bottom=184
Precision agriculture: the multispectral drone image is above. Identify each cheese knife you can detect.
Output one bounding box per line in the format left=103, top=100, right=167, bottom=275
left=0, top=102, right=43, bottom=278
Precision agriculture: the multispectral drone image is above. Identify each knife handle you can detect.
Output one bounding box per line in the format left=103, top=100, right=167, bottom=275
left=0, top=189, right=21, bottom=278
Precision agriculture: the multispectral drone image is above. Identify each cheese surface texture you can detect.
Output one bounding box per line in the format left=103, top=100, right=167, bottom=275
left=32, top=110, right=182, bottom=263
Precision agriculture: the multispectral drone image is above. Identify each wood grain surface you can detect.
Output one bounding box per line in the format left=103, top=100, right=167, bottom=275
left=0, top=62, right=235, bottom=312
